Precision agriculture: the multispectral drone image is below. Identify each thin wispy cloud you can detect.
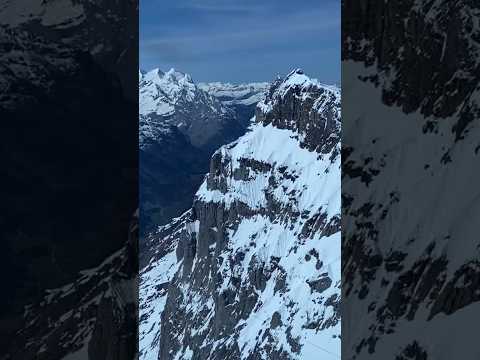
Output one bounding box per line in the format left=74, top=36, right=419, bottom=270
left=140, top=0, right=340, bottom=83
left=177, top=3, right=260, bottom=13
left=173, top=0, right=269, bottom=13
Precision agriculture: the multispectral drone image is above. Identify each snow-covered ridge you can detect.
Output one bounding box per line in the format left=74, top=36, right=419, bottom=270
left=279, top=68, right=338, bottom=94
left=196, top=123, right=340, bottom=216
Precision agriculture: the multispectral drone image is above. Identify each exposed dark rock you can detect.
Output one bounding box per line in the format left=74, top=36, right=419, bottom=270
left=270, top=312, right=283, bottom=329
left=307, top=275, right=333, bottom=294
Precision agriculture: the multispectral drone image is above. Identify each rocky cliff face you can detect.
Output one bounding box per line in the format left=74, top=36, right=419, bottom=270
left=139, top=69, right=266, bottom=235
left=343, top=1, right=480, bottom=359
left=140, top=69, right=341, bottom=360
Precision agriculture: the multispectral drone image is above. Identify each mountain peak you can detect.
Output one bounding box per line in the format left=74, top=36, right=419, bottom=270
left=287, top=68, right=305, bottom=76
left=139, top=66, right=241, bottom=149
left=139, top=67, right=195, bottom=86
left=281, top=68, right=317, bottom=90
left=140, top=68, right=165, bottom=84
left=164, top=68, right=193, bottom=83
left=256, top=70, right=341, bottom=154
left=259, top=69, right=339, bottom=113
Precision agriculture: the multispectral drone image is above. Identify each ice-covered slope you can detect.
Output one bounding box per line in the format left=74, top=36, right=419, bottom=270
left=139, top=69, right=341, bottom=360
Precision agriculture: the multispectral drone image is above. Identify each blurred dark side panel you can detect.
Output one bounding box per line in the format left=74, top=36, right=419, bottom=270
left=342, top=0, right=480, bottom=359
left=0, top=0, right=138, bottom=359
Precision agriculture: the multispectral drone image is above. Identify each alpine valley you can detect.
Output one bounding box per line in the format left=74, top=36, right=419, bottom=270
left=139, top=68, right=269, bottom=236
left=140, top=69, right=341, bottom=359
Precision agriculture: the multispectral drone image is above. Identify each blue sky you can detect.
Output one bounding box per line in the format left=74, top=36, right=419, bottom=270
left=140, top=0, right=340, bottom=84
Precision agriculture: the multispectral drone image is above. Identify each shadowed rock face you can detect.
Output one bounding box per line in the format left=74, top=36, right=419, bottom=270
left=343, top=0, right=480, bottom=136
left=343, top=1, right=480, bottom=359
left=0, top=0, right=138, bottom=357
left=139, top=70, right=341, bottom=360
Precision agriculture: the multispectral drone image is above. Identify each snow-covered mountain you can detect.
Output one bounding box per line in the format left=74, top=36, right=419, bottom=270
left=139, top=68, right=265, bottom=235
left=139, top=68, right=234, bottom=149
left=140, top=69, right=341, bottom=359
left=342, top=1, right=480, bottom=359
